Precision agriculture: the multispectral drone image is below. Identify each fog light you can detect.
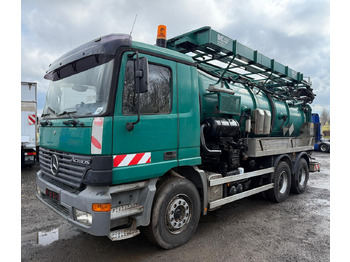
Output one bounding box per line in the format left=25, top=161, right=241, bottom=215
left=74, top=209, right=92, bottom=226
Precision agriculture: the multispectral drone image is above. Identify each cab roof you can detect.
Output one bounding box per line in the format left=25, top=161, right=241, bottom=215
left=132, top=41, right=194, bottom=64
left=44, top=34, right=195, bottom=79
left=45, top=34, right=132, bottom=77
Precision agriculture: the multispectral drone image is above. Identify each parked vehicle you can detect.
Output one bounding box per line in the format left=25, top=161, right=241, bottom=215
left=36, top=26, right=320, bottom=249
left=21, top=81, right=37, bottom=167
left=312, top=113, right=330, bottom=153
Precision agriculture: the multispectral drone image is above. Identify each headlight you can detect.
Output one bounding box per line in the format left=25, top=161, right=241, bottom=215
left=36, top=186, right=41, bottom=196
left=74, top=208, right=92, bottom=226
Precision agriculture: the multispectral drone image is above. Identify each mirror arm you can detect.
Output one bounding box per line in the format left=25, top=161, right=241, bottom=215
left=126, top=51, right=141, bottom=131
left=126, top=91, right=141, bottom=131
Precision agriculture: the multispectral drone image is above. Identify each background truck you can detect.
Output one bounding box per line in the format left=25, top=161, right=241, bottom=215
left=312, top=113, right=330, bottom=152
left=36, top=26, right=320, bottom=249
left=21, top=81, right=38, bottom=167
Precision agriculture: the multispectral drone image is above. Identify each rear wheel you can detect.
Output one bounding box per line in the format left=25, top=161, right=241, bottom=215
left=144, top=177, right=201, bottom=249
left=266, top=161, right=291, bottom=203
left=291, top=158, right=309, bottom=194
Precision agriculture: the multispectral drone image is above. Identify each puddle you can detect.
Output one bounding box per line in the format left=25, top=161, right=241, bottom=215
left=38, top=228, right=59, bottom=246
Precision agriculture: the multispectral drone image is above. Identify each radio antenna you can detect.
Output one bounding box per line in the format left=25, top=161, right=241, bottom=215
left=130, top=15, right=138, bottom=36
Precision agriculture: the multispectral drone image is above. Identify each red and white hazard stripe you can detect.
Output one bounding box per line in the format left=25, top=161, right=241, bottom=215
left=91, top=117, right=104, bottom=154
left=316, top=163, right=320, bottom=172
left=113, top=152, right=151, bottom=167
left=28, top=114, right=36, bottom=125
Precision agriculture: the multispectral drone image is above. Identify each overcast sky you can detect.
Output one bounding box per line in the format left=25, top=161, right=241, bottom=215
left=21, top=0, right=329, bottom=115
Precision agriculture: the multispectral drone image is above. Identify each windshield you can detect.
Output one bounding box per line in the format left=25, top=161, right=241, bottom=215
left=42, top=57, right=114, bottom=119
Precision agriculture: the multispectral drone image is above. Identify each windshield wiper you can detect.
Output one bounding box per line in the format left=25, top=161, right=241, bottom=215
left=41, top=106, right=57, bottom=117
left=48, top=106, right=58, bottom=115
left=40, top=119, right=52, bottom=126
left=59, top=111, right=85, bottom=126
left=58, top=110, right=77, bottom=116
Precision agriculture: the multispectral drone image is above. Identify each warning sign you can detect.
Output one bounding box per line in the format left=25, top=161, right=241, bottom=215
left=28, top=114, right=36, bottom=125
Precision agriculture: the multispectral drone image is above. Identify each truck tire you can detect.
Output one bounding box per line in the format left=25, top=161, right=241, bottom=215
left=320, top=143, right=329, bottom=153
left=266, top=161, right=291, bottom=203
left=291, top=158, right=309, bottom=194
left=144, top=177, right=201, bottom=249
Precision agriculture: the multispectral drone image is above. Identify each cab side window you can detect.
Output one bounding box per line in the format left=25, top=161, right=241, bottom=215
left=123, top=60, right=172, bottom=115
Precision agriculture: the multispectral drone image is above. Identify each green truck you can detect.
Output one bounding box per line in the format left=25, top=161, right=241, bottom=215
left=36, top=26, right=319, bottom=249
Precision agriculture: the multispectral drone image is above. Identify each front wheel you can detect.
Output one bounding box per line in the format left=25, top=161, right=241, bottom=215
left=144, top=177, right=201, bottom=249
left=266, top=161, right=291, bottom=203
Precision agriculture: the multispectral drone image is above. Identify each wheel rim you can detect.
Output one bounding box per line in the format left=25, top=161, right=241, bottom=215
left=279, top=171, right=288, bottom=194
left=298, top=167, right=306, bottom=187
left=320, top=145, right=327, bottom=151
left=166, top=194, right=192, bottom=235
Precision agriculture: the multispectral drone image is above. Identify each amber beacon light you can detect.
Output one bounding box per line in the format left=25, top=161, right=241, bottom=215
left=156, top=25, right=167, bottom=48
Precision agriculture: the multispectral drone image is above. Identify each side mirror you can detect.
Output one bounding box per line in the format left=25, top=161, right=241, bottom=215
left=135, top=57, right=149, bottom=93
left=126, top=53, right=149, bottom=132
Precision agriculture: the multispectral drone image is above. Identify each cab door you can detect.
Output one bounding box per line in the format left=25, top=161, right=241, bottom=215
left=112, top=51, right=178, bottom=184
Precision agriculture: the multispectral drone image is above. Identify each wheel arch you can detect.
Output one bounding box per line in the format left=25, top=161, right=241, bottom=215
left=273, top=154, right=293, bottom=172
left=162, top=166, right=208, bottom=215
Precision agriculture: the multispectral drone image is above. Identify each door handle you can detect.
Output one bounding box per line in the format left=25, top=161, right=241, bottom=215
left=164, top=151, right=176, bottom=160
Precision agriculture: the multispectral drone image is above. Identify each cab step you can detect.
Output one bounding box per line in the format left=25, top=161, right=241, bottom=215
left=108, top=227, right=140, bottom=241
left=110, top=204, right=144, bottom=220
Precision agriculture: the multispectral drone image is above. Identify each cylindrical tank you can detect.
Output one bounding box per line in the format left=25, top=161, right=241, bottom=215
left=204, top=118, right=240, bottom=137
left=198, top=71, right=311, bottom=137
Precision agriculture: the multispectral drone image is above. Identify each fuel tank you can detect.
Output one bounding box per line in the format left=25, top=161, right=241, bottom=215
left=198, top=71, right=311, bottom=137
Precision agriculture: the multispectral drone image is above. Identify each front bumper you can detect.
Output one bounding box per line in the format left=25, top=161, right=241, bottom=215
left=36, top=170, right=158, bottom=238
left=36, top=170, right=111, bottom=236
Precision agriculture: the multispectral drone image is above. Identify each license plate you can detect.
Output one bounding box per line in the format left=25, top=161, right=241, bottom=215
left=46, top=188, right=60, bottom=202
left=25, top=156, right=34, bottom=161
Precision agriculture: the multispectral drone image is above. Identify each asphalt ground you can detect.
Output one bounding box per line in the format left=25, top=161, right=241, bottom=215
left=21, top=152, right=330, bottom=262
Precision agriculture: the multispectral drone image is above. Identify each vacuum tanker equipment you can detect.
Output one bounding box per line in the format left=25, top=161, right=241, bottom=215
left=36, top=25, right=320, bottom=249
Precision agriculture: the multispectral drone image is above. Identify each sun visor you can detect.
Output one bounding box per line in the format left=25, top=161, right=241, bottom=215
left=44, top=34, right=131, bottom=79
left=44, top=54, right=114, bottom=81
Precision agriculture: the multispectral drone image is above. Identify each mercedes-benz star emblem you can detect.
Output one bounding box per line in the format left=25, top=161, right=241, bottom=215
left=50, top=154, right=59, bottom=176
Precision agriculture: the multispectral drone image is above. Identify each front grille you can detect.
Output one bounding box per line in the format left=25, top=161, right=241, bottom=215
left=39, top=147, right=91, bottom=189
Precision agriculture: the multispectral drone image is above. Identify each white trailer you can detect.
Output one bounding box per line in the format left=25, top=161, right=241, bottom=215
left=21, top=82, right=37, bottom=166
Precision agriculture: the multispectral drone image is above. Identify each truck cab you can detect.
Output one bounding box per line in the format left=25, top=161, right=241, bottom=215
left=37, top=33, right=201, bottom=241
